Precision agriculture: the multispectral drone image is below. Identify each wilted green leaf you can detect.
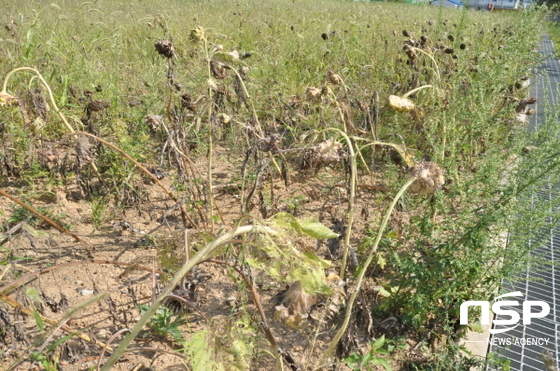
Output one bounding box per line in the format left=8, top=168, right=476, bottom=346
left=22, top=223, right=48, bottom=237
left=299, top=219, right=339, bottom=239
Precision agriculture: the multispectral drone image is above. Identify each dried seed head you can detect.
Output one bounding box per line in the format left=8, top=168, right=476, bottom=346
left=460, top=43, right=467, bottom=50
left=210, top=59, right=228, bottom=79
left=326, top=70, right=342, bottom=85
left=181, top=93, right=197, bottom=112
left=444, top=47, right=454, bottom=54
left=388, top=95, right=416, bottom=112
left=0, top=91, right=18, bottom=107
left=300, top=139, right=346, bottom=172
left=321, top=32, right=328, bottom=40
left=165, top=281, right=197, bottom=315
left=402, top=29, right=410, bottom=37
left=154, top=39, right=175, bottom=59
left=316, top=138, right=344, bottom=164
left=305, top=86, right=322, bottom=104
left=146, top=114, right=164, bottom=132
left=403, top=44, right=417, bottom=61
left=189, top=26, right=204, bottom=43
left=447, top=34, right=455, bottom=42
left=407, top=161, right=445, bottom=195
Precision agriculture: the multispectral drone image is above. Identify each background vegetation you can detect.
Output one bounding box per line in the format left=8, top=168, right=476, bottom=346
left=0, top=0, right=558, bottom=370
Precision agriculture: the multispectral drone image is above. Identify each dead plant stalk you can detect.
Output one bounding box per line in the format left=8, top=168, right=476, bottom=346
left=320, top=176, right=417, bottom=365
left=99, top=224, right=277, bottom=371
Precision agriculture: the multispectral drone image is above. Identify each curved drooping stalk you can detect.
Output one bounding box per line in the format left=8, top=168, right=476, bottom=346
left=320, top=176, right=417, bottom=364
left=99, top=224, right=276, bottom=371
left=1, top=67, right=74, bottom=132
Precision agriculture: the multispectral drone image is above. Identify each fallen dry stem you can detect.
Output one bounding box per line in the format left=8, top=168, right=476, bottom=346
left=0, top=188, right=88, bottom=245
left=0, top=293, right=112, bottom=354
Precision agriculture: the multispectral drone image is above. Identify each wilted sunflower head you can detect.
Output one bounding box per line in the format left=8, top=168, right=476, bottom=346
left=326, top=70, right=342, bottom=85
left=305, top=86, right=323, bottom=104
left=407, top=161, right=445, bottom=195
left=154, top=39, right=174, bottom=59
left=189, top=26, right=205, bottom=43
left=0, top=91, right=18, bottom=107
left=388, top=95, right=416, bottom=112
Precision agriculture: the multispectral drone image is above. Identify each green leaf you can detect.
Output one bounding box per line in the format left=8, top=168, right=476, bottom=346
left=299, top=219, right=339, bottom=239
left=361, top=352, right=373, bottom=366
left=372, top=357, right=392, bottom=371
left=183, top=330, right=220, bottom=370
left=32, top=307, right=44, bottom=331
left=372, top=334, right=386, bottom=350
left=22, top=223, right=48, bottom=237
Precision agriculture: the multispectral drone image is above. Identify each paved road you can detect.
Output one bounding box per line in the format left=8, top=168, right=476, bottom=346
left=486, top=35, right=560, bottom=371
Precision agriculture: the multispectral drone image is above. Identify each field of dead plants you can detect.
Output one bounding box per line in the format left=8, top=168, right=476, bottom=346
left=1, top=0, right=560, bottom=370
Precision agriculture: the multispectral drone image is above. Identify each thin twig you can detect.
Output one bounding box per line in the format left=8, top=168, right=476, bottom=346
left=97, top=328, right=131, bottom=371
left=0, top=189, right=88, bottom=244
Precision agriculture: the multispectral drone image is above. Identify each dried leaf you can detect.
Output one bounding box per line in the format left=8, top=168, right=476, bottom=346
left=274, top=281, right=317, bottom=329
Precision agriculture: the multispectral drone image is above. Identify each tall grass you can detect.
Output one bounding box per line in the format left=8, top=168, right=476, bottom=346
left=0, top=0, right=556, bottom=370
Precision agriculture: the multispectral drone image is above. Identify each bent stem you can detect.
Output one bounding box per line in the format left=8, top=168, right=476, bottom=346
left=100, top=224, right=275, bottom=371
left=1, top=67, right=74, bottom=132
left=320, top=176, right=416, bottom=364
left=401, top=84, right=433, bottom=99
left=1, top=67, right=103, bottom=175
